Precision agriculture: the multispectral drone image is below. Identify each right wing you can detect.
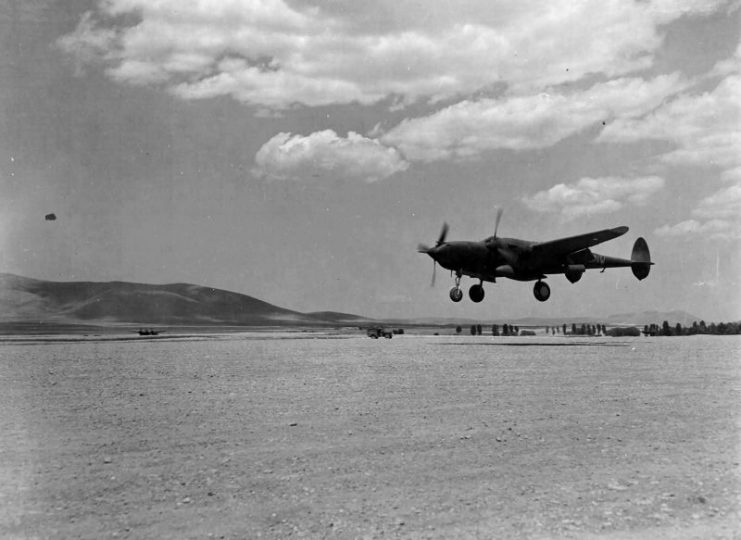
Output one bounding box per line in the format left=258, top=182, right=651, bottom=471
left=532, top=226, right=628, bottom=258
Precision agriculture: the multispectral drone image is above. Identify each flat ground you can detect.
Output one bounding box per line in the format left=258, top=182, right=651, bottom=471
left=1, top=333, right=739, bottom=539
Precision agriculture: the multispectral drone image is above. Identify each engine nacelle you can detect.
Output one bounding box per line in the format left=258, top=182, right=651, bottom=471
left=564, top=264, right=585, bottom=284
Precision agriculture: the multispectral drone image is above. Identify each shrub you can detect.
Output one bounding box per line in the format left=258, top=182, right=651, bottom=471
left=607, top=326, right=641, bottom=337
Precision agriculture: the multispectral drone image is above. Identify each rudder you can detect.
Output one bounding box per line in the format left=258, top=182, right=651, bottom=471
left=631, top=237, right=651, bottom=280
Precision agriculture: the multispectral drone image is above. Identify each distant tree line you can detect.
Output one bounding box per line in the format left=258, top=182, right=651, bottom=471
left=455, top=324, right=522, bottom=336
left=645, top=320, right=741, bottom=336
left=453, top=323, right=616, bottom=336
left=492, top=324, right=520, bottom=336
left=565, top=323, right=607, bottom=336
left=451, top=320, right=741, bottom=337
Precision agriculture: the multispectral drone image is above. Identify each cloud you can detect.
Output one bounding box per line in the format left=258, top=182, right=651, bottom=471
left=56, top=0, right=729, bottom=110
left=58, top=1, right=735, bottom=183
left=56, top=11, right=118, bottom=75
left=721, top=167, right=741, bottom=182
left=656, top=181, right=741, bottom=240
left=252, top=130, right=409, bottom=182
left=693, top=182, right=741, bottom=220
left=522, top=176, right=665, bottom=220
left=598, top=73, right=741, bottom=170
left=380, top=74, right=687, bottom=161
left=654, top=218, right=737, bottom=239
left=709, top=40, right=741, bottom=78
left=261, top=72, right=684, bottom=178
left=600, top=46, right=741, bottom=242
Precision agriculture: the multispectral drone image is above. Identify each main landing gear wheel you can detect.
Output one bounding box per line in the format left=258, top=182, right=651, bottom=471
left=533, top=280, right=551, bottom=302
left=449, top=286, right=463, bottom=302
left=449, top=273, right=464, bottom=303
left=468, top=284, right=485, bottom=303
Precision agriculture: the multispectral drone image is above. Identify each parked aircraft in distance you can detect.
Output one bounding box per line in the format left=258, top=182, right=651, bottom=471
left=418, top=210, right=652, bottom=303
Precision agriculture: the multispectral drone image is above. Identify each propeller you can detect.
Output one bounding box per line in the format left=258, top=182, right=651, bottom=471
left=490, top=207, right=518, bottom=266
left=493, top=207, right=503, bottom=239
left=487, top=207, right=504, bottom=249
left=417, top=222, right=449, bottom=253
left=436, top=222, right=449, bottom=247
left=418, top=222, right=449, bottom=286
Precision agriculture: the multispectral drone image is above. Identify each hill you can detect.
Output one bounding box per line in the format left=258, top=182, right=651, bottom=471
left=0, top=273, right=368, bottom=327
left=305, top=311, right=371, bottom=325
left=603, top=310, right=703, bottom=327
left=0, top=273, right=705, bottom=330
left=391, top=310, right=705, bottom=328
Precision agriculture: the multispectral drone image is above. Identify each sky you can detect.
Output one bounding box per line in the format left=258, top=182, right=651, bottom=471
left=1, top=0, right=739, bottom=321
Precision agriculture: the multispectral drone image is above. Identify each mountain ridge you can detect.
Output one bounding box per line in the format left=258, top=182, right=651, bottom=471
left=0, top=273, right=367, bottom=327
left=0, top=273, right=707, bottom=328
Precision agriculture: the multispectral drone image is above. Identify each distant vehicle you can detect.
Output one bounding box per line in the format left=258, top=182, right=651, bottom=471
left=137, top=328, right=162, bottom=336
left=367, top=327, right=393, bottom=339
left=45, top=213, right=56, bottom=221
left=418, top=209, right=652, bottom=303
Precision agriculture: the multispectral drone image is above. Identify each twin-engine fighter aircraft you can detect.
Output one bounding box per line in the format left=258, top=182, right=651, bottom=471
left=418, top=210, right=652, bottom=303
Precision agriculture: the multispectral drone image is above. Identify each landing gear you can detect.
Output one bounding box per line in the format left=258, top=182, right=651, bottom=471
left=449, top=273, right=464, bottom=302
left=449, top=286, right=463, bottom=302
left=468, top=283, right=485, bottom=303
left=533, top=280, right=551, bottom=302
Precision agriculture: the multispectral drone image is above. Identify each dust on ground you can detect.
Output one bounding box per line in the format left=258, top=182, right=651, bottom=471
left=1, top=333, right=739, bottom=538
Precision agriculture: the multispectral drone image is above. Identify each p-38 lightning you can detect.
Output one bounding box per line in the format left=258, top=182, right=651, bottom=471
left=418, top=210, right=652, bottom=303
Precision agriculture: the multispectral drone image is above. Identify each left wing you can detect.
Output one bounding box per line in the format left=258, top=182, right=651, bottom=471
left=532, top=226, right=628, bottom=258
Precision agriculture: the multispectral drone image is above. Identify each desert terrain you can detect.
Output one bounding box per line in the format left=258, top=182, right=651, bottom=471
left=1, top=333, right=739, bottom=538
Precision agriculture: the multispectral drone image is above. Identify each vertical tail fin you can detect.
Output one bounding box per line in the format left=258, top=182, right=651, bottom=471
left=631, top=237, right=652, bottom=280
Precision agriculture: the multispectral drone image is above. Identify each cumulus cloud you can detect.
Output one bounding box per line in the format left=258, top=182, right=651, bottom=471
left=56, top=0, right=728, bottom=110
left=522, top=176, right=665, bottom=220
left=655, top=219, right=738, bottom=239
left=381, top=74, right=687, bottom=161
left=598, top=74, right=741, bottom=170
left=252, top=130, right=409, bottom=182
left=656, top=181, right=741, bottom=240
left=57, top=1, right=736, bottom=184
left=721, top=167, right=741, bottom=182
left=693, top=182, right=741, bottom=220
left=709, top=40, right=741, bottom=78
left=56, top=11, right=118, bottom=75
left=601, top=45, right=741, bottom=242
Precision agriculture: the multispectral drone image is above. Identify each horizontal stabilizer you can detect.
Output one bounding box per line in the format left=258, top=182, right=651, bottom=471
left=631, top=237, right=652, bottom=280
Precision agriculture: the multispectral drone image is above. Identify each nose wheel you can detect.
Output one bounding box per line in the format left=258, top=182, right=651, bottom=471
left=449, top=286, right=463, bottom=302
left=449, top=273, right=464, bottom=302
left=533, top=280, right=551, bottom=302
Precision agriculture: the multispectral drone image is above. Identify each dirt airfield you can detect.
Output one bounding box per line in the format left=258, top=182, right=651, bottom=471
left=1, top=333, right=739, bottom=539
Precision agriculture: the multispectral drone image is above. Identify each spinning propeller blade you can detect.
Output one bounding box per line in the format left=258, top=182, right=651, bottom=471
left=493, top=207, right=503, bottom=238
left=419, top=222, right=449, bottom=286
left=436, top=222, right=449, bottom=246
left=491, top=208, right=517, bottom=265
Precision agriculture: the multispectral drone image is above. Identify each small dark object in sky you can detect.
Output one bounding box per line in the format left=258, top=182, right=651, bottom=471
left=45, top=213, right=56, bottom=221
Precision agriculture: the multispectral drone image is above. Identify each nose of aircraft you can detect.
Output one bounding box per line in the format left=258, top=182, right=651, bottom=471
left=420, top=244, right=448, bottom=266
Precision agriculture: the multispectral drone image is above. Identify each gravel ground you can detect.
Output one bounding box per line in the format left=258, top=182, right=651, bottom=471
left=1, top=333, right=739, bottom=539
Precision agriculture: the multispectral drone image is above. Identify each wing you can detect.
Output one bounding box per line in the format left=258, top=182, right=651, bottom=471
left=532, top=226, right=628, bottom=257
